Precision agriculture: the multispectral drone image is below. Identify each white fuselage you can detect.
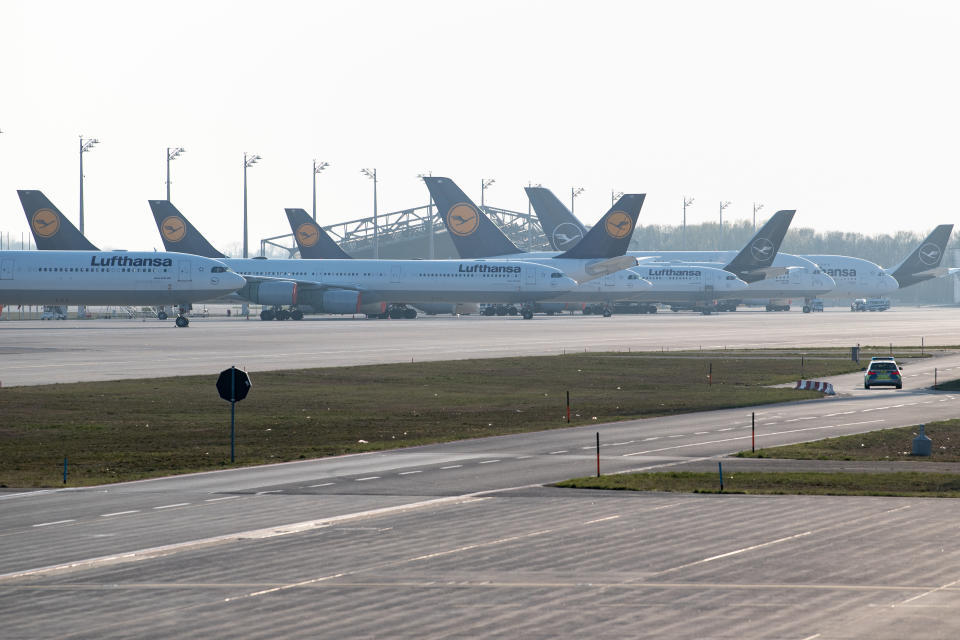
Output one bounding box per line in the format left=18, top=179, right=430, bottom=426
left=802, top=255, right=900, bottom=298
left=0, top=250, right=246, bottom=305
left=220, top=258, right=576, bottom=303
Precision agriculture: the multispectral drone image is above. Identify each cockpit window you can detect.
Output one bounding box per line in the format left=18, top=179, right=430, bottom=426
left=726, top=275, right=737, bottom=280
left=211, top=266, right=228, bottom=273
left=550, top=272, right=564, bottom=278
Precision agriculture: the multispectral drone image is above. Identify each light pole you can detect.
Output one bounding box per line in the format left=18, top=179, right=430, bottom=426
left=417, top=172, right=434, bottom=258
left=682, top=196, right=694, bottom=249
left=480, top=178, right=495, bottom=210
left=79, top=136, right=99, bottom=235
left=361, top=168, right=378, bottom=258
left=719, top=200, right=731, bottom=247
left=243, top=152, right=261, bottom=259
left=312, top=160, right=329, bottom=221
left=753, top=202, right=764, bottom=231
left=166, top=147, right=185, bottom=201
left=611, top=190, right=624, bottom=207
left=571, top=187, right=585, bottom=215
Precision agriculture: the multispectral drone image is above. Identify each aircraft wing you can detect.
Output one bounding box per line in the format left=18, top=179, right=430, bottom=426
left=581, top=255, right=639, bottom=280
left=239, top=273, right=362, bottom=292
left=739, top=266, right=791, bottom=280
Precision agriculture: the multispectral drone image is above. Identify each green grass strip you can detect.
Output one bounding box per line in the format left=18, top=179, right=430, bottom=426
left=557, top=471, right=960, bottom=497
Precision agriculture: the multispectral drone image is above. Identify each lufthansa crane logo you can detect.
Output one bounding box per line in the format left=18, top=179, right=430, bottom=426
left=604, top=211, right=633, bottom=239
left=750, top=237, right=775, bottom=262
left=31, top=209, right=60, bottom=238
left=296, top=222, right=320, bottom=247
left=918, top=242, right=942, bottom=266
left=447, top=203, right=479, bottom=236
left=551, top=222, right=584, bottom=250
left=161, top=216, right=187, bottom=243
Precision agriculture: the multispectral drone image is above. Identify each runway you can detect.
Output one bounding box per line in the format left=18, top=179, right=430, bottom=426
left=3, top=351, right=960, bottom=637
left=0, top=305, right=956, bottom=387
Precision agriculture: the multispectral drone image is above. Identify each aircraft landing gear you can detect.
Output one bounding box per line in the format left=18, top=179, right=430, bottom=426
left=157, top=310, right=168, bottom=320
left=521, top=307, right=534, bottom=320
left=602, top=307, right=613, bottom=317
left=174, top=304, right=190, bottom=328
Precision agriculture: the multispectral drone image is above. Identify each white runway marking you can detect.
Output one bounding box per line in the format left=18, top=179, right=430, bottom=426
left=32, top=520, right=75, bottom=528
left=440, top=465, right=462, bottom=469
left=355, top=477, right=380, bottom=482
left=584, top=515, right=620, bottom=525
left=153, top=503, right=189, bottom=510
left=662, top=531, right=813, bottom=574
left=100, top=510, right=139, bottom=518
left=204, top=496, right=238, bottom=502
left=308, top=483, right=335, bottom=487
left=398, top=471, right=422, bottom=476
left=479, top=459, right=501, bottom=464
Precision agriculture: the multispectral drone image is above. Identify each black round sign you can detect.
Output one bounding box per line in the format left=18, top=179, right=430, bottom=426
left=217, top=367, right=252, bottom=402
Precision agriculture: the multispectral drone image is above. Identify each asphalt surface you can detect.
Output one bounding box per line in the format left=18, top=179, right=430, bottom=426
left=0, top=305, right=956, bottom=386
left=3, top=309, right=960, bottom=637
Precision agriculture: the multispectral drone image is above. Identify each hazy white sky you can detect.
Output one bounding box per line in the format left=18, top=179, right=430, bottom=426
left=2, top=0, right=958, bottom=252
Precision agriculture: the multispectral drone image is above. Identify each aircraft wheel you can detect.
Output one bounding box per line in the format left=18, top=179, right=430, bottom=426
left=522, top=309, right=534, bottom=320
left=157, top=310, right=168, bottom=320
left=291, top=309, right=304, bottom=321
left=803, top=306, right=811, bottom=313
left=404, top=308, right=417, bottom=319
left=175, top=316, right=189, bottom=328
left=602, top=309, right=612, bottom=318
left=260, top=309, right=274, bottom=321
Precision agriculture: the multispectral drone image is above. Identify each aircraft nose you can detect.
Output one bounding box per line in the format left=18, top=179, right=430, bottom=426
left=880, top=273, right=900, bottom=292
left=223, top=272, right=247, bottom=291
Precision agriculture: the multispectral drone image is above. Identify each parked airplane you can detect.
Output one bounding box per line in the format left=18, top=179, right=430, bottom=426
left=424, top=177, right=747, bottom=315
left=284, top=207, right=478, bottom=317
left=0, top=250, right=246, bottom=327
left=527, top=186, right=836, bottom=311
left=147, top=200, right=578, bottom=319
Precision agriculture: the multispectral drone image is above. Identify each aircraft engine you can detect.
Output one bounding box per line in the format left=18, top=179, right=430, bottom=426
left=244, top=280, right=297, bottom=305
left=321, top=289, right=362, bottom=314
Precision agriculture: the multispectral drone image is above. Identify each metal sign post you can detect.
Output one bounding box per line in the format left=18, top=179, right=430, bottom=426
left=217, top=366, right=252, bottom=464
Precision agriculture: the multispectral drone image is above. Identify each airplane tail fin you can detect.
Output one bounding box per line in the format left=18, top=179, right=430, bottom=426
left=525, top=187, right=587, bottom=252
left=17, top=190, right=99, bottom=250
left=889, top=224, right=954, bottom=288
left=722, top=210, right=796, bottom=283
left=555, top=194, right=645, bottom=259
left=147, top=200, right=226, bottom=258
left=284, top=208, right=352, bottom=259
left=423, top=177, right=523, bottom=258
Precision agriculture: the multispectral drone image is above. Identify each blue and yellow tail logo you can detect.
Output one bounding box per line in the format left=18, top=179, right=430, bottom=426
left=447, top=203, right=480, bottom=236
left=604, top=211, right=633, bottom=239
left=31, top=209, right=60, bottom=238
left=296, top=222, right=320, bottom=247
left=161, top=216, right=187, bottom=243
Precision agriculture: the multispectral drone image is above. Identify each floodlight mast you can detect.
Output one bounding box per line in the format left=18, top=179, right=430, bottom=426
left=682, top=196, right=694, bottom=249
left=753, top=202, right=764, bottom=231
left=312, top=160, right=329, bottom=221
left=417, top=171, right=434, bottom=258
left=166, top=147, right=185, bottom=201
left=719, top=200, right=731, bottom=246
left=480, top=178, right=495, bottom=209
left=361, top=168, right=378, bottom=258
left=571, top=186, right=584, bottom=215
left=243, top=152, right=261, bottom=259
left=79, top=136, right=99, bottom=235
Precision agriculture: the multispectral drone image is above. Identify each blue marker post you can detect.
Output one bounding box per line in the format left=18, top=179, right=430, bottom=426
left=63, top=456, right=68, bottom=484
left=718, top=461, right=724, bottom=493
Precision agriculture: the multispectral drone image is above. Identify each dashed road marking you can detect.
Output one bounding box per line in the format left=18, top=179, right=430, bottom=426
left=100, top=511, right=139, bottom=518
left=308, top=483, right=335, bottom=488
left=398, top=471, right=422, bottom=476
left=355, top=477, right=380, bottom=482
left=154, top=503, right=190, bottom=510
left=32, top=520, right=75, bottom=528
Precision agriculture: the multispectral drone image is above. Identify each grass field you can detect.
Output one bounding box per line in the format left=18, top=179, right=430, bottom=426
left=0, top=352, right=863, bottom=487
left=556, top=471, right=960, bottom=498
left=737, top=419, right=960, bottom=462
